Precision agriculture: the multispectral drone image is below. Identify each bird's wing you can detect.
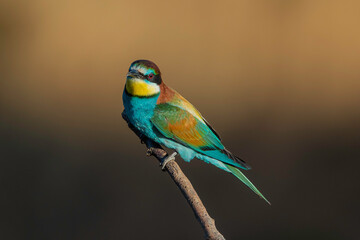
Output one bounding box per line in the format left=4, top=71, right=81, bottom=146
left=151, top=94, right=250, bottom=169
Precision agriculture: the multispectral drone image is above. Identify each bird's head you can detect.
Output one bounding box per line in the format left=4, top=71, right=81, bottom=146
left=125, top=60, right=162, bottom=97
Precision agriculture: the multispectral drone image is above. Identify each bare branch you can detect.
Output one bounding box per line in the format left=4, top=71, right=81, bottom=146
left=123, top=112, right=225, bottom=240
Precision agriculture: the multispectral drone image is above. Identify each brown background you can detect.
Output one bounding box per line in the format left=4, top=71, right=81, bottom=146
left=1, top=1, right=360, bottom=239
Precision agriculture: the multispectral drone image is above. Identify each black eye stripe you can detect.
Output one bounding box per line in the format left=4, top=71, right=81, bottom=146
left=128, top=69, right=162, bottom=85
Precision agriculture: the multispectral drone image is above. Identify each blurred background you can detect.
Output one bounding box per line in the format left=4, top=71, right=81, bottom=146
left=1, top=0, right=360, bottom=239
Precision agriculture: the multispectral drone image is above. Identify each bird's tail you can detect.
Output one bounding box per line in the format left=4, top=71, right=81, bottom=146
left=226, top=164, right=271, bottom=205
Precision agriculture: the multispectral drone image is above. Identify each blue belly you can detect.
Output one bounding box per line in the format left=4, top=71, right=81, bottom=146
left=122, top=90, right=160, bottom=140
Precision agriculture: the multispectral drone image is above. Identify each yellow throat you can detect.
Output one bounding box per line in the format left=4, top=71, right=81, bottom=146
left=125, top=78, right=160, bottom=97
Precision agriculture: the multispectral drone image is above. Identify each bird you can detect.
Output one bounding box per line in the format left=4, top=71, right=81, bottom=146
left=122, top=59, right=270, bottom=204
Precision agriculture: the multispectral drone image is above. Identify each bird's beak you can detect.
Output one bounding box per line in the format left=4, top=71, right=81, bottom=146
left=127, top=70, right=142, bottom=79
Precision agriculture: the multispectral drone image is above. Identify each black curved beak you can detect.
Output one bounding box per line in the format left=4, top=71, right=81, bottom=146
left=127, top=70, right=144, bottom=79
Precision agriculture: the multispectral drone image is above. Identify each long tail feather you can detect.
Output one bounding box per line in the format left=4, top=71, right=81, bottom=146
left=226, top=164, right=271, bottom=205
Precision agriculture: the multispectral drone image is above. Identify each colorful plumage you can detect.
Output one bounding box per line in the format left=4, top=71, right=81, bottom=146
left=122, top=60, right=270, bottom=204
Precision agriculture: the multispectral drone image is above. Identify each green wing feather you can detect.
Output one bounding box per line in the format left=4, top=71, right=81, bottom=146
left=151, top=91, right=269, bottom=203
left=151, top=103, right=222, bottom=148
left=151, top=103, right=248, bottom=168
left=152, top=91, right=250, bottom=169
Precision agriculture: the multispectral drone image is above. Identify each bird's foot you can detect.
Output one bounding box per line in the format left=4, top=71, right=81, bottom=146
left=146, top=147, right=154, bottom=156
left=160, top=152, right=177, bottom=170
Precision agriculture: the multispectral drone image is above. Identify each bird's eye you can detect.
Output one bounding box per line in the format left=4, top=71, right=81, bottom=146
left=148, top=73, right=154, bottom=80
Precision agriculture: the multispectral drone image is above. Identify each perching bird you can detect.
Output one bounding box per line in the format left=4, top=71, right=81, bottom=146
left=122, top=60, right=270, bottom=204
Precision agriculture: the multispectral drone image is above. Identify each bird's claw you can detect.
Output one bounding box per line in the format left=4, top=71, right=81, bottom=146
left=146, top=148, right=154, bottom=156
left=160, top=152, right=177, bottom=170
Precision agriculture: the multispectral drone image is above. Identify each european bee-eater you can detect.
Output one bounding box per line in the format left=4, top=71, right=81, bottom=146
left=122, top=60, right=269, bottom=204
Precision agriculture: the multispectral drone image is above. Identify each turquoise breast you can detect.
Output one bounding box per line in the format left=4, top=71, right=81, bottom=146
left=122, top=89, right=160, bottom=139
